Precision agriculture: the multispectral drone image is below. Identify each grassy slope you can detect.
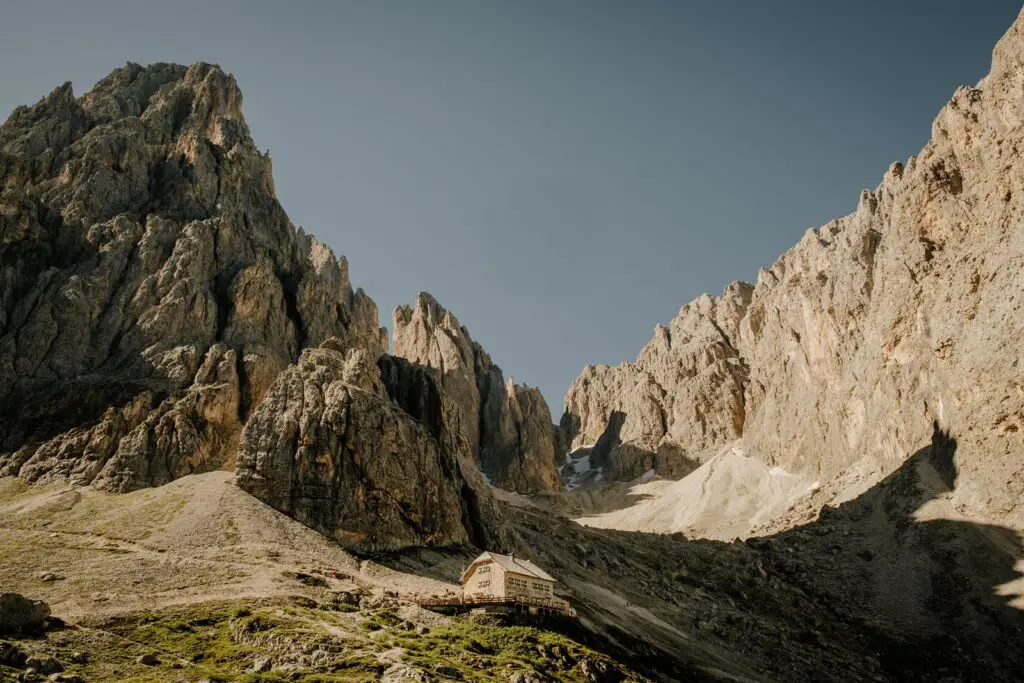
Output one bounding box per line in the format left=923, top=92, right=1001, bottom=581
left=1, top=596, right=642, bottom=682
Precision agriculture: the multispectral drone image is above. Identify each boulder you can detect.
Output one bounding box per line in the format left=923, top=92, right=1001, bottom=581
left=135, top=653, right=159, bottom=666
left=0, top=594, right=50, bottom=635
left=0, top=641, right=27, bottom=667
left=23, top=656, right=62, bottom=675
left=236, top=346, right=506, bottom=552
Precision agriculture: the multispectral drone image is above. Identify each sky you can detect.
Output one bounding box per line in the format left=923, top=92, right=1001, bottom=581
left=1, top=1, right=1020, bottom=412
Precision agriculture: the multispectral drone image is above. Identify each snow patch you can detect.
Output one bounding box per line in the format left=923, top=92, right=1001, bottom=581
left=564, top=449, right=602, bottom=491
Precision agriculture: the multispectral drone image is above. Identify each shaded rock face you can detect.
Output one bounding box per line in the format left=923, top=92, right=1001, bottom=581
left=235, top=345, right=505, bottom=552
left=0, top=593, right=50, bottom=634
left=0, top=63, right=386, bottom=493
left=393, top=293, right=563, bottom=493
left=563, top=13, right=1024, bottom=524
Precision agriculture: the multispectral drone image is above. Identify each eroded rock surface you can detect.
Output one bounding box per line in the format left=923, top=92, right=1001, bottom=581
left=0, top=62, right=532, bottom=552
left=561, top=282, right=751, bottom=480
left=393, top=293, right=562, bottom=493
left=0, top=593, right=50, bottom=634
left=0, top=63, right=386, bottom=492
left=562, top=17, right=1024, bottom=525
left=235, top=345, right=505, bottom=552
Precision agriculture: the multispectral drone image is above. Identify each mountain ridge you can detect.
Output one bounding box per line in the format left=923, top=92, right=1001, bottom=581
left=3, top=10, right=1024, bottom=679
left=560, top=9, right=1024, bottom=530
left=0, top=60, right=542, bottom=552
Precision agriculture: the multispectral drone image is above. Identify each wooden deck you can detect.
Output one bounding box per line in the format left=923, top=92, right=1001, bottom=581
left=416, top=594, right=577, bottom=618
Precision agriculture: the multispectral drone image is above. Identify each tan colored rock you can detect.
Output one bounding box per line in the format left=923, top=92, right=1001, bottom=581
left=562, top=282, right=751, bottom=480
left=393, top=292, right=481, bottom=457
left=393, top=293, right=562, bottom=493
left=562, top=12, right=1024, bottom=526
left=503, top=383, right=563, bottom=492
left=235, top=345, right=505, bottom=552
left=0, top=62, right=384, bottom=491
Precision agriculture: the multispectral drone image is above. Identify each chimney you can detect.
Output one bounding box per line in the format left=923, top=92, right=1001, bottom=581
left=510, top=551, right=515, bottom=562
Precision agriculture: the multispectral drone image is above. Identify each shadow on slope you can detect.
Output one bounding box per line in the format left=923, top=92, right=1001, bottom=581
left=384, top=422, right=1024, bottom=681
left=758, top=423, right=1024, bottom=680
left=588, top=411, right=700, bottom=482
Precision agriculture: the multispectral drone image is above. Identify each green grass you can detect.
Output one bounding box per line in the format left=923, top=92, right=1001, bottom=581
left=1, top=597, right=642, bottom=682
left=36, top=598, right=370, bottom=683
left=390, top=618, right=634, bottom=681
left=358, top=608, right=404, bottom=632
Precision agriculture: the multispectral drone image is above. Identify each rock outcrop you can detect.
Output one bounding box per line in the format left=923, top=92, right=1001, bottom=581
left=0, top=593, right=50, bottom=634
left=561, top=282, right=751, bottom=480
left=235, top=345, right=505, bottom=552
left=393, top=293, right=563, bottom=493
left=0, top=61, right=527, bottom=551
left=0, top=63, right=387, bottom=492
left=563, top=14, right=1024, bottom=526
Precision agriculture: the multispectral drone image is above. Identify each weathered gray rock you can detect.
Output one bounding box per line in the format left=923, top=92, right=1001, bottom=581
left=562, top=14, right=1024, bottom=526
left=235, top=344, right=506, bottom=552
left=393, top=293, right=562, bottom=493
left=0, top=593, right=50, bottom=634
left=0, top=62, right=385, bottom=492
left=393, top=292, right=481, bottom=454
left=0, top=62, right=520, bottom=552
left=503, top=382, right=564, bottom=492
left=474, top=343, right=563, bottom=493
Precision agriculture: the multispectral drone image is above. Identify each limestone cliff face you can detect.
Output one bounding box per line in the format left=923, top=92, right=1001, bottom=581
left=0, top=63, right=387, bottom=491
left=393, top=293, right=563, bottom=493
left=392, top=293, right=481, bottom=457
left=561, top=282, right=752, bottom=481
left=0, top=61, right=508, bottom=550
left=234, top=346, right=505, bottom=552
left=562, top=12, right=1024, bottom=525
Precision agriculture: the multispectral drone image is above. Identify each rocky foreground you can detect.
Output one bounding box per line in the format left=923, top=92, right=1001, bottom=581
left=1, top=426, right=1022, bottom=681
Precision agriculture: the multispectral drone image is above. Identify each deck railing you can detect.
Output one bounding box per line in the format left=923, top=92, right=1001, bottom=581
left=416, top=594, right=576, bottom=618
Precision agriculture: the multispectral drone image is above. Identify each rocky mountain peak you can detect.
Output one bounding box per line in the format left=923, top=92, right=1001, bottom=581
left=392, top=293, right=563, bottom=493
left=560, top=279, right=753, bottom=481
left=0, top=62, right=504, bottom=551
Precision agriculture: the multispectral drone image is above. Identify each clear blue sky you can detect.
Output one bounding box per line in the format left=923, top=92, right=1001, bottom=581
left=1, top=1, right=1020, bottom=412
